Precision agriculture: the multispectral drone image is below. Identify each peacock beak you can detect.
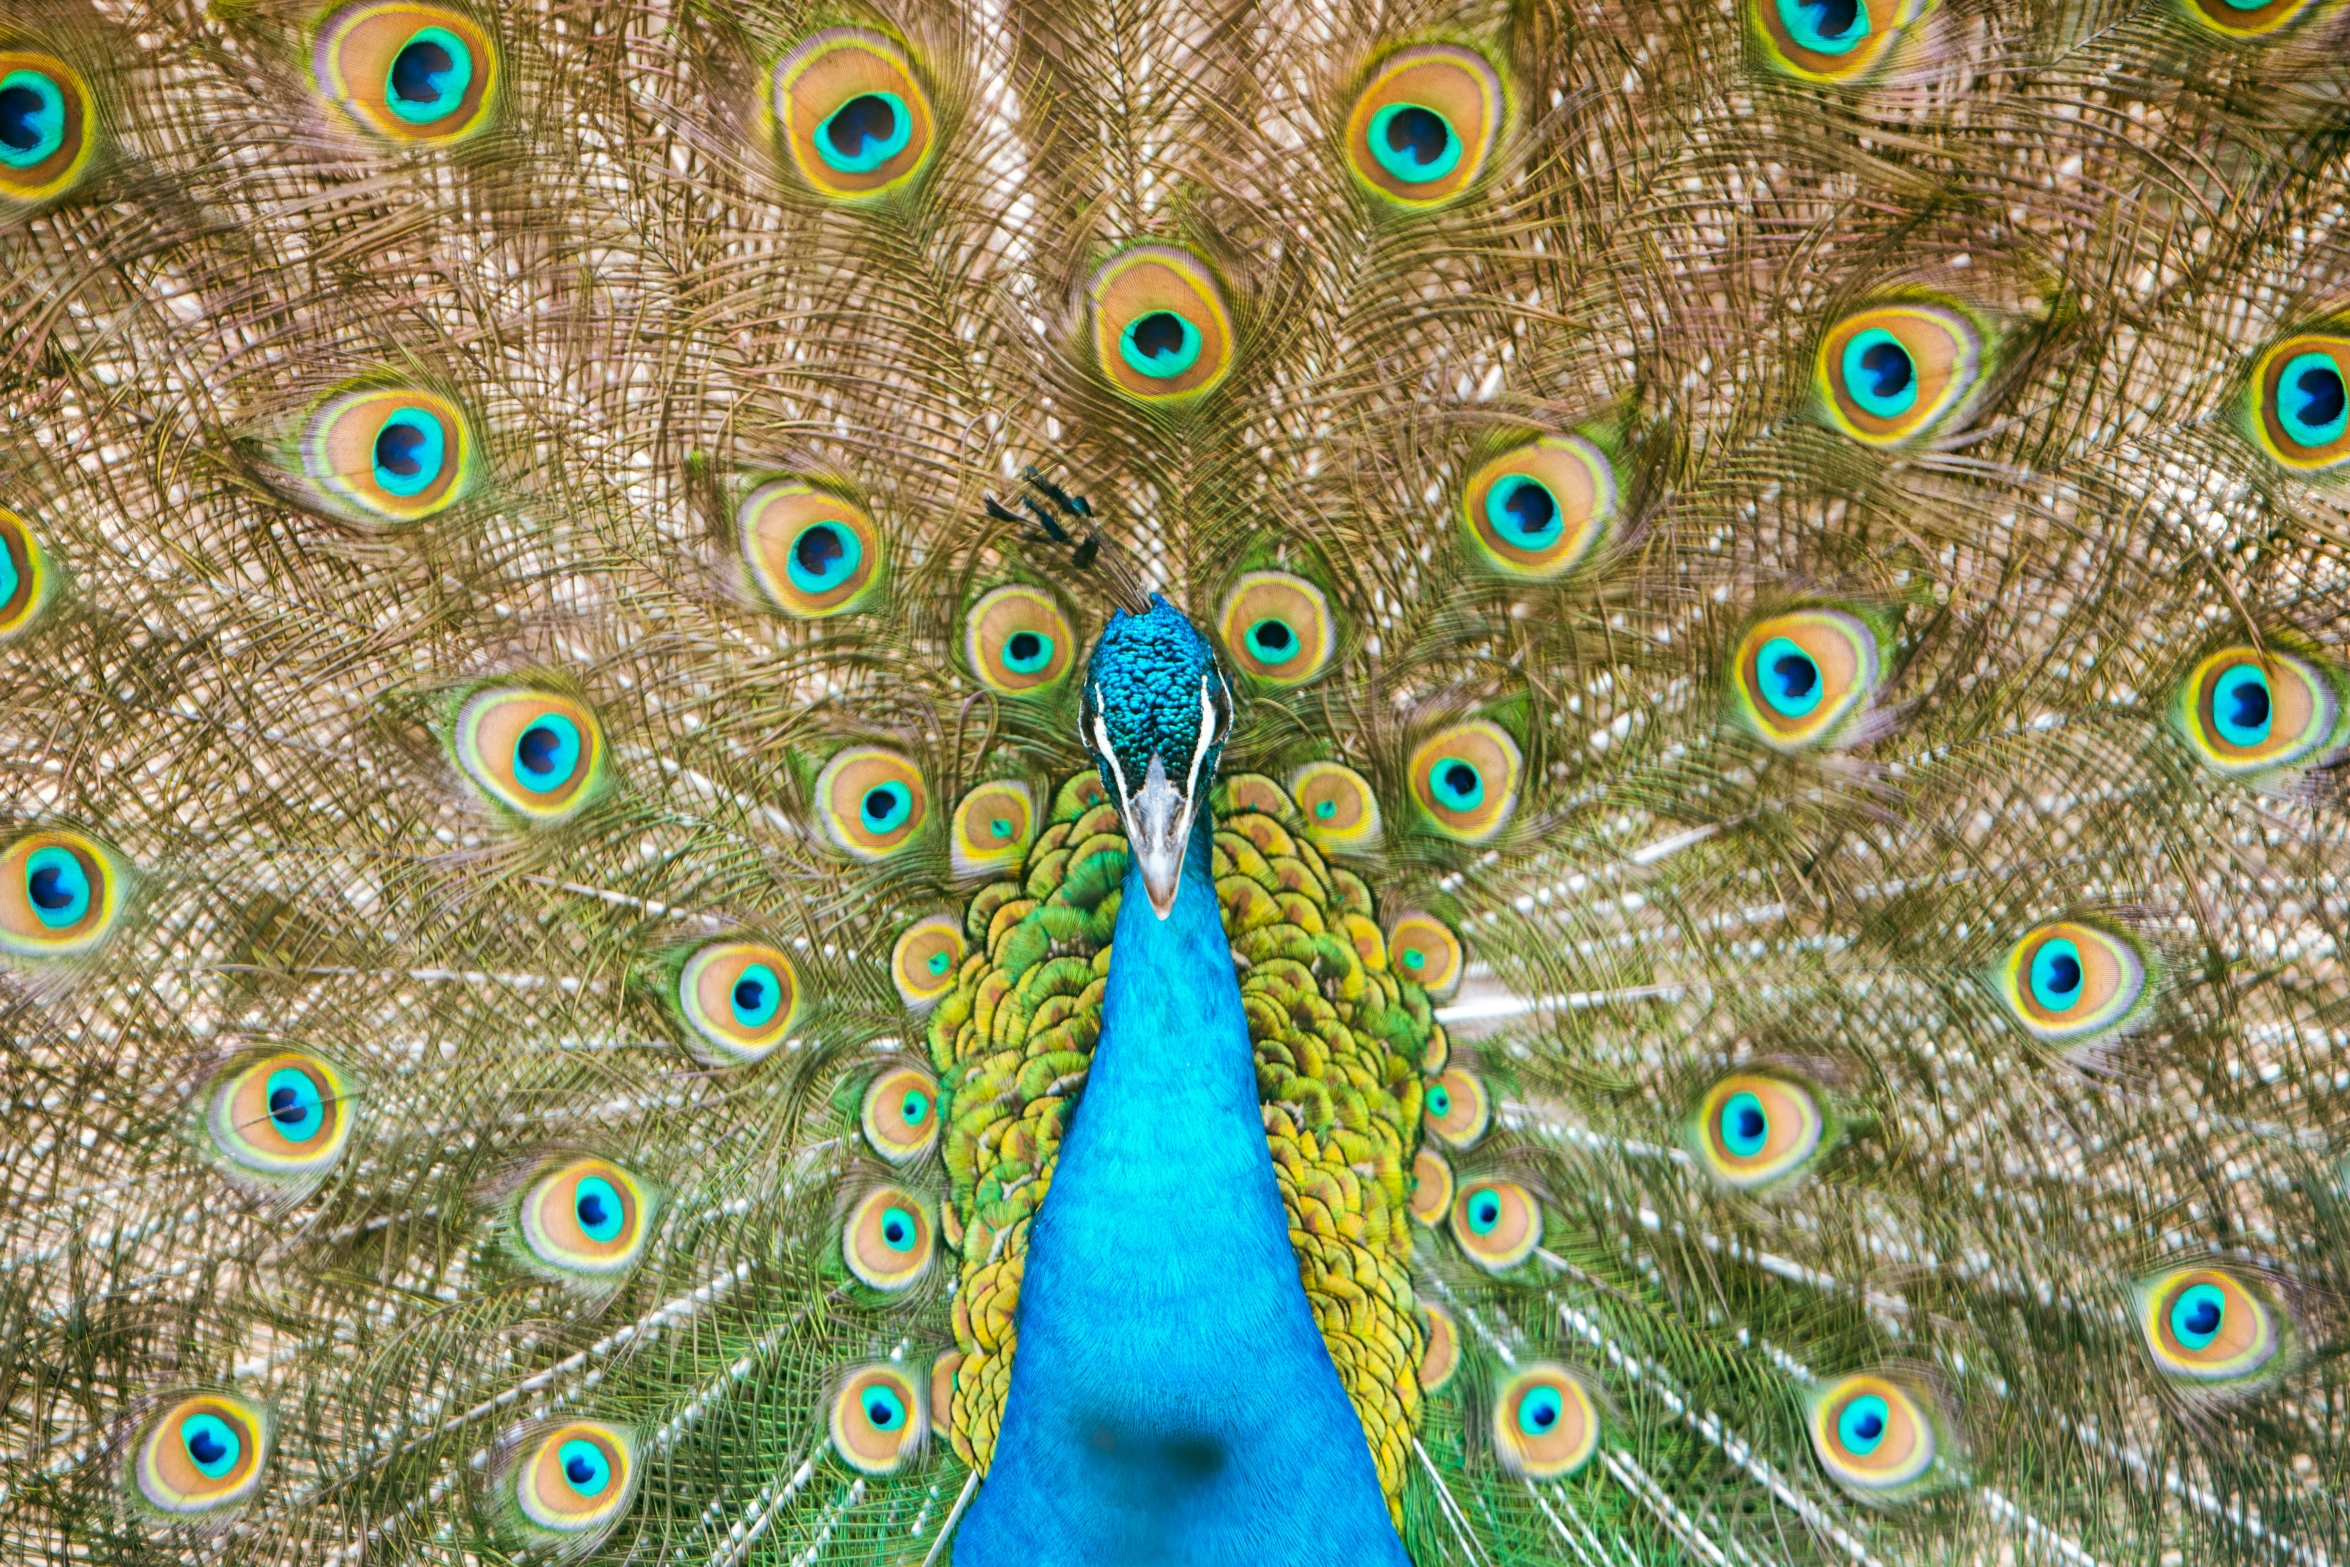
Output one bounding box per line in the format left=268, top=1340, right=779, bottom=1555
left=1122, top=753, right=1193, bottom=920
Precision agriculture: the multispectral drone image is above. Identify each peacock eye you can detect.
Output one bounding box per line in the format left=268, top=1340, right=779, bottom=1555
left=0, top=506, right=56, bottom=641
left=1728, top=608, right=1882, bottom=750
left=1692, top=1073, right=1825, bottom=1190
left=1408, top=720, right=1522, bottom=842
left=965, top=584, right=1075, bottom=694
left=861, top=1064, right=942, bottom=1163
left=1461, top=436, right=1618, bottom=580
left=1217, top=571, right=1334, bottom=685
left=676, top=940, right=800, bottom=1064
left=1995, top=919, right=2151, bottom=1048
left=830, top=1364, right=926, bottom=1474
left=2172, top=647, right=2343, bottom=775
left=1752, top=0, right=1924, bottom=79
left=1816, top=304, right=1982, bottom=445
left=452, top=689, right=605, bottom=822
left=314, top=3, right=497, bottom=144
left=890, top=914, right=966, bottom=1010
left=2137, top=1268, right=2283, bottom=1387
left=1808, top=1375, right=1937, bottom=1497
left=1422, top=1066, right=1489, bottom=1148
left=1449, top=1177, right=1541, bottom=1270
left=1387, top=912, right=1463, bottom=996
left=1417, top=1299, right=1461, bottom=1391
left=1289, top=762, right=1381, bottom=853
left=2182, top=0, right=2323, bottom=38
left=772, top=30, right=935, bottom=201
left=298, top=386, right=476, bottom=526
left=206, top=1052, right=354, bottom=1185
left=133, top=1394, right=271, bottom=1516
left=844, top=1185, right=934, bottom=1290
left=1492, top=1365, right=1600, bottom=1479
left=0, top=828, right=123, bottom=958
left=950, top=780, right=1036, bottom=879
left=517, top=1421, right=638, bottom=1534
left=0, top=50, right=95, bottom=207
left=519, top=1158, right=652, bottom=1280
left=1407, top=1147, right=1454, bottom=1225
left=1342, top=45, right=1503, bottom=208
left=1087, top=246, right=1234, bottom=402
left=816, top=747, right=929, bottom=859
left=741, top=481, right=884, bottom=618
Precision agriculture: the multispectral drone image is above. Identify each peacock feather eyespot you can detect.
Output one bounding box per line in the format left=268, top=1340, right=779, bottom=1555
left=131, top=1394, right=271, bottom=1516
left=2135, top=1267, right=2285, bottom=1389
left=515, top=1420, right=638, bottom=1536
left=1450, top=1177, right=1541, bottom=1270
left=1423, top=1066, right=1490, bottom=1149
left=1408, top=719, right=1522, bottom=842
left=518, top=1158, right=654, bottom=1280
left=313, top=3, right=498, bottom=145
left=2249, top=335, right=2350, bottom=468
left=1290, top=762, right=1381, bottom=853
left=1728, top=607, right=1884, bottom=751
left=0, top=49, right=95, bottom=207
left=676, top=940, right=800, bottom=1065
left=2182, top=0, right=2326, bottom=38
left=1460, top=435, right=1618, bottom=581
left=861, top=1064, right=941, bottom=1163
left=1342, top=44, right=1504, bottom=209
left=452, top=687, right=607, bottom=823
left=1387, top=912, right=1462, bottom=996
left=1807, top=1374, right=1944, bottom=1499
left=1815, top=302, right=1983, bottom=446
left=1994, top=919, right=2152, bottom=1049
left=772, top=29, right=935, bottom=202
left=2170, top=646, right=2346, bottom=777
left=964, top=584, right=1076, bottom=694
left=890, top=914, right=965, bottom=1011
left=1417, top=1300, right=1461, bottom=1391
left=951, top=780, right=1036, bottom=880
left=844, top=1185, right=934, bottom=1290
left=0, top=506, right=59, bottom=641
left=205, top=1051, right=355, bottom=1187
left=830, top=1363, right=926, bottom=1474
left=1690, top=1072, right=1826, bottom=1191
left=1750, top=0, right=1933, bottom=82
left=816, top=747, right=929, bottom=859
left=0, top=828, right=125, bottom=959
left=1086, top=246, right=1235, bottom=403
left=1218, top=571, right=1335, bottom=686
left=297, top=384, right=477, bottom=526
left=1407, top=1147, right=1454, bottom=1225
left=741, top=480, right=884, bottom=618
left=1492, top=1364, right=1600, bottom=1479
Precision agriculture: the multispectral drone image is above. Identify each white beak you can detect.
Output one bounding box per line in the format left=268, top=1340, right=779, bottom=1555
left=1122, top=754, right=1194, bottom=920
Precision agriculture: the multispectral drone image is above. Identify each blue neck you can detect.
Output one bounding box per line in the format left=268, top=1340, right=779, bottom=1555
left=953, top=818, right=1408, bottom=1567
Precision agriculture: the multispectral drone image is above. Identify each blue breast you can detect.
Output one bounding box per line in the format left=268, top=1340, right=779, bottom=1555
left=953, top=819, right=1409, bottom=1566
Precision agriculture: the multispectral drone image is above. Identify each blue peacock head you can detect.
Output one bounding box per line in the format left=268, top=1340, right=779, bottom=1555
left=1080, top=594, right=1234, bottom=918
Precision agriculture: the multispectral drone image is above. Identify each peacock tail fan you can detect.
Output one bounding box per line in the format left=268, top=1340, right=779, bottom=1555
left=3, top=0, right=2348, bottom=1563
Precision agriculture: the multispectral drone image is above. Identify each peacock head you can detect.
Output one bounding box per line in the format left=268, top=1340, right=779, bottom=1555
left=1080, top=595, right=1234, bottom=919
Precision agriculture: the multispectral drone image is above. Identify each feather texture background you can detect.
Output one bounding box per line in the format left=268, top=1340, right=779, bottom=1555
left=3, top=0, right=2349, bottom=1560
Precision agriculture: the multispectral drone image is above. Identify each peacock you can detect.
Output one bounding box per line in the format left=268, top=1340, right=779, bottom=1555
left=4, top=0, right=2350, bottom=1560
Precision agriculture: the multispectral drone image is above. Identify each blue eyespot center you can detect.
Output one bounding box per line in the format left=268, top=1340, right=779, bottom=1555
left=1402, top=946, right=1424, bottom=968
left=900, top=1089, right=929, bottom=1125
left=1778, top=0, right=1870, bottom=53
left=1842, top=329, right=1918, bottom=418
left=371, top=410, right=447, bottom=497
left=1722, top=1091, right=1770, bottom=1158
left=574, top=1175, right=625, bottom=1242
left=1517, top=1386, right=1564, bottom=1437
left=1756, top=637, right=1824, bottom=717
left=925, top=950, right=950, bottom=976
left=557, top=1437, right=611, bottom=1495
left=265, top=1068, right=326, bottom=1142
left=2280, top=352, right=2348, bottom=447
left=861, top=781, right=912, bottom=832
left=1119, top=310, right=1203, bottom=379
left=1367, top=102, right=1462, bottom=184
left=815, top=92, right=911, bottom=174
left=24, top=845, right=90, bottom=928
left=1003, top=629, right=1054, bottom=672
left=786, top=521, right=861, bottom=593
left=730, top=963, right=782, bottom=1028
left=1467, top=1191, right=1501, bottom=1234
left=385, top=28, right=472, bottom=126
left=863, top=1387, right=905, bottom=1429
left=513, top=713, right=582, bottom=793
left=1837, top=1394, right=1889, bottom=1455
left=1315, top=798, right=1337, bottom=819
left=0, top=71, right=66, bottom=167
left=1425, top=1084, right=1451, bottom=1117
left=1487, top=475, right=1562, bottom=549
left=2212, top=663, right=2274, bottom=746
left=2029, top=937, right=2084, bottom=1012
left=181, top=1413, right=241, bottom=1478
left=2170, top=1283, right=2228, bottom=1349
left=1431, top=759, right=1484, bottom=811
left=1246, top=617, right=1298, bottom=662
left=879, top=1205, right=918, bottom=1252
